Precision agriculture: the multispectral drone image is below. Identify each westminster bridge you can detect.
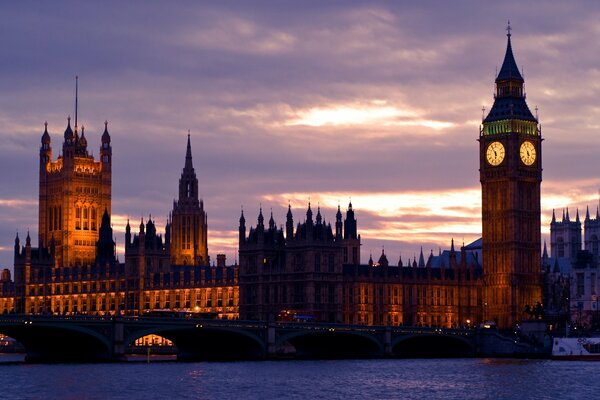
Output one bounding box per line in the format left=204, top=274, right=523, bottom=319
left=0, top=315, right=545, bottom=362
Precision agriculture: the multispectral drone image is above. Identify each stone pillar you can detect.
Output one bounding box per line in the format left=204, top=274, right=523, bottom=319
left=112, top=319, right=126, bottom=361
left=267, top=322, right=276, bottom=358
left=384, top=326, right=392, bottom=356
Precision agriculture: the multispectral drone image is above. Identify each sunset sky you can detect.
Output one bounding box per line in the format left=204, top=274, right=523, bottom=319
left=2, top=1, right=600, bottom=269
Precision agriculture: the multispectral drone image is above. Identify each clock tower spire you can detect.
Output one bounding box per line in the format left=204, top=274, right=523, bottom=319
left=479, top=26, right=542, bottom=329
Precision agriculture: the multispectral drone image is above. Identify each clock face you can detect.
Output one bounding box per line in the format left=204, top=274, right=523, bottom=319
left=486, top=141, right=505, bottom=166
left=520, top=141, right=536, bottom=166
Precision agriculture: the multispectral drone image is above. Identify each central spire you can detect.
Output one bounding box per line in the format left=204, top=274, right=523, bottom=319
left=185, top=130, right=193, bottom=170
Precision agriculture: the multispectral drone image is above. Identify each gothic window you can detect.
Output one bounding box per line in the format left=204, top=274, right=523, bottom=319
left=83, top=207, right=89, bottom=230
left=314, top=253, right=320, bottom=272
left=49, top=207, right=54, bottom=231
left=75, top=207, right=82, bottom=230
left=91, top=208, right=97, bottom=230
left=206, top=290, right=212, bottom=307
left=228, top=288, right=234, bottom=306
left=328, top=254, right=335, bottom=272
left=593, top=235, right=599, bottom=256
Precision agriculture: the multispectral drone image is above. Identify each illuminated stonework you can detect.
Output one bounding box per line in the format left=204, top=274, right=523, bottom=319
left=479, top=30, right=543, bottom=329
left=38, top=119, right=112, bottom=268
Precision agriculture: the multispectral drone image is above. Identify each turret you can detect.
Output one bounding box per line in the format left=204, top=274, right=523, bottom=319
left=286, top=204, right=294, bottom=240
left=268, top=210, right=275, bottom=230
left=96, top=209, right=116, bottom=265
left=418, top=247, right=425, bottom=267
left=586, top=206, right=590, bottom=222
left=378, top=248, right=388, bottom=268
left=335, top=205, right=343, bottom=240
left=14, top=233, right=20, bottom=257
left=125, top=218, right=131, bottom=246
left=40, top=122, right=51, bottom=163
left=257, top=207, right=264, bottom=230
left=306, top=202, right=313, bottom=225
left=239, top=209, right=246, bottom=244
left=100, top=121, right=112, bottom=167
left=344, top=202, right=357, bottom=240
left=316, top=206, right=322, bottom=225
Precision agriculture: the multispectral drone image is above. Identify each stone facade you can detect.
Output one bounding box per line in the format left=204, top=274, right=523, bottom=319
left=479, top=31, right=543, bottom=329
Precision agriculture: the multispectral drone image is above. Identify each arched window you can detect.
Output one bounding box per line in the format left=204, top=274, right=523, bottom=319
left=48, top=207, right=54, bottom=231
left=592, top=234, right=599, bottom=256
left=91, top=207, right=97, bottom=231
left=83, top=207, right=89, bottom=230
left=75, top=207, right=82, bottom=230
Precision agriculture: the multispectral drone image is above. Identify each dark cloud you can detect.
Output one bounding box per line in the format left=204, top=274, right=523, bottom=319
left=1, top=1, right=599, bottom=268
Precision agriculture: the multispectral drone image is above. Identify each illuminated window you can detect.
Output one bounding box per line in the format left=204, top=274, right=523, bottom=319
left=76, top=207, right=81, bottom=230
left=83, top=207, right=89, bottom=230
left=91, top=208, right=97, bottom=230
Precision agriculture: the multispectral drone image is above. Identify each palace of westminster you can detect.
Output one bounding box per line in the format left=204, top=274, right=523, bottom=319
left=0, top=31, right=594, bottom=331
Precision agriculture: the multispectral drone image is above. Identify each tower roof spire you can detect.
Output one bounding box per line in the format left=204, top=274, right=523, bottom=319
left=497, top=21, right=523, bottom=82
left=185, top=130, right=193, bottom=169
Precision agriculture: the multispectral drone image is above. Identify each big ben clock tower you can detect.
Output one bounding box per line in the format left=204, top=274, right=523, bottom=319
left=480, top=26, right=542, bottom=329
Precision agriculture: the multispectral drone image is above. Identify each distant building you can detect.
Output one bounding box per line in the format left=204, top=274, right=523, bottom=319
left=544, top=207, right=600, bottom=330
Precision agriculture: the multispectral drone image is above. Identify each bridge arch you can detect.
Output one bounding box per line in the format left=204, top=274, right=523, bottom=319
left=392, top=334, right=474, bottom=358
left=125, top=325, right=266, bottom=360
left=276, top=329, right=384, bottom=358
left=0, top=322, right=113, bottom=362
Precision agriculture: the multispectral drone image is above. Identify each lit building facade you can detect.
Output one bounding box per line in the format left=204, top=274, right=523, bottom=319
left=8, top=126, right=238, bottom=319
left=39, top=118, right=112, bottom=268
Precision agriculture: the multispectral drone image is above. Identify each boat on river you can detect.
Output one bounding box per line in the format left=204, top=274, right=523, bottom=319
left=552, top=337, right=600, bottom=360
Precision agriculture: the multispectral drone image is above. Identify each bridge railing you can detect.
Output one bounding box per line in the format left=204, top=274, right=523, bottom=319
left=0, top=314, right=476, bottom=336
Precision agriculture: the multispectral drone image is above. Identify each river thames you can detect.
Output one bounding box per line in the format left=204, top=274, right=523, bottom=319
left=0, top=356, right=596, bottom=399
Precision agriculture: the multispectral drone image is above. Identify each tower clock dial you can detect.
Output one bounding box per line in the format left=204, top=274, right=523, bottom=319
left=486, top=141, right=505, bottom=166
left=519, top=141, right=536, bottom=165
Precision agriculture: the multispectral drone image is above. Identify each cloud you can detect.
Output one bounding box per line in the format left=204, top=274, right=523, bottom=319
left=1, top=1, right=600, bottom=269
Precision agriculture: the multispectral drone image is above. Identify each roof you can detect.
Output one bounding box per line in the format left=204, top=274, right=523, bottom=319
left=483, top=96, right=536, bottom=123
left=496, top=34, right=523, bottom=82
